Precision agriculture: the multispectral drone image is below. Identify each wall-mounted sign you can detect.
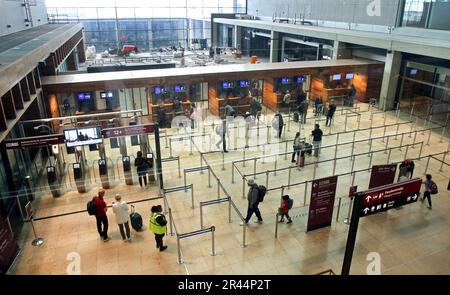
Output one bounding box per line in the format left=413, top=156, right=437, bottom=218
left=2, top=134, right=65, bottom=149
left=102, top=124, right=156, bottom=138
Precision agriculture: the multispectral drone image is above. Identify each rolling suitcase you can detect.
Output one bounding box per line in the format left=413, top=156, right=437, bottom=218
left=297, top=154, right=305, bottom=167
left=293, top=112, right=299, bottom=122
left=304, top=143, right=313, bottom=155
left=130, top=205, right=143, bottom=231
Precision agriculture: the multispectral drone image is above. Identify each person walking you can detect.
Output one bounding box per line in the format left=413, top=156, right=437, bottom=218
left=314, top=97, right=323, bottom=116
left=283, top=91, right=291, bottom=109
left=421, top=174, right=437, bottom=210
left=240, top=179, right=263, bottom=225
left=291, top=132, right=302, bottom=163
left=156, top=102, right=167, bottom=128
left=278, top=195, right=293, bottom=224
left=149, top=205, right=168, bottom=251
left=94, top=189, right=110, bottom=242
left=300, top=99, right=308, bottom=124
left=112, top=194, right=131, bottom=242
left=215, top=120, right=229, bottom=152
left=135, top=151, right=151, bottom=187
left=250, top=97, right=262, bottom=118
left=326, top=100, right=337, bottom=127
left=272, top=113, right=284, bottom=138
left=311, top=124, right=323, bottom=157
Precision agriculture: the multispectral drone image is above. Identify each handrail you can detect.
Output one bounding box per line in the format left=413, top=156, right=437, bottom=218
left=235, top=129, right=426, bottom=178
left=266, top=147, right=443, bottom=198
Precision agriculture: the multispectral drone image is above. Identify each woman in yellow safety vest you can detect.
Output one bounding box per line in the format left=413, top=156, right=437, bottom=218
left=149, top=205, right=168, bottom=251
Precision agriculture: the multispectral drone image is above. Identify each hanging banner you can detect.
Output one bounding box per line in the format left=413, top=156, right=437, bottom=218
left=368, top=164, right=397, bottom=189
left=102, top=124, right=156, bottom=138
left=0, top=216, right=19, bottom=274
left=2, top=134, right=65, bottom=149
left=360, top=178, right=422, bottom=217
left=307, top=176, right=338, bottom=232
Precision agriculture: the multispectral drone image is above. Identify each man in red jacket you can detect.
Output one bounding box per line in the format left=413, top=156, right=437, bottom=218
left=94, top=189, right=110, bottom=242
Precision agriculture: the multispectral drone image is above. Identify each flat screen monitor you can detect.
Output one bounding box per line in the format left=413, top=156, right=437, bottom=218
left=239, top=80, right=250, bottom=87
left=146, top=153, right=153, bottom=159
left=64, top=126, right=103, bottom=147
left=281, top=77, right=291, bottom=85
left=100, top=91, right=114, bottom=99
left=76, top=92, right=92, bottom=101
left=332, top=74, right=342, bottom=81
left=153, top=86, right=166, bottom=95
left=222, top=81, right=234, bottom=89
left=47, top=166, right=55, bottom=173
left=99, top=159, right=106, bottom=165
left=296, top=76, right=305, bottom=84
left=410, top=69, right=418, bottom=76
left=73, top=163, right=81, bottom=169
left=122, top=156, right=130, bottom=162
left=174, top=85, right=186, bottom=92
left=346, top=73, right=354, bottom=79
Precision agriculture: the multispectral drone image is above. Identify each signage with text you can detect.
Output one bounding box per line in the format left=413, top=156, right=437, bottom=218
left=360, top=178, right=422, bottom=217
left=2, top=134, right=65, bottom=149
left=307, top=176, right=338, bottom=232
left=102, top=124, right=156, bottom=138
left=368, top=164, right=397, bottom=189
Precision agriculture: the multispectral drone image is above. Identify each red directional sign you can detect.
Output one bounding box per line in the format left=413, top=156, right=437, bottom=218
left=102, top=124, right=156, bottom=138
left=360, top=178, right=422, bottom=217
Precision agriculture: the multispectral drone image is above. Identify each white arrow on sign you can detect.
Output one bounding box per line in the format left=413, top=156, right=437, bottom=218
left=365, top=196, right=372, bottom=202
left=363, top=208, right=370, bottom=214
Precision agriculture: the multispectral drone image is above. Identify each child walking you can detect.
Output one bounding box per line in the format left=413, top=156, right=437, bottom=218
left=278, top=195, right=293, bottom=224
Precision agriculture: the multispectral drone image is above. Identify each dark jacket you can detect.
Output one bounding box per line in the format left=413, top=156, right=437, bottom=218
left=312, top=128, right=323, bottom=141
left=135, top=157, right=150, bottom=173
left=248, top=185, right=259, bottom=208
left=327, top=104, right=337, bottom=117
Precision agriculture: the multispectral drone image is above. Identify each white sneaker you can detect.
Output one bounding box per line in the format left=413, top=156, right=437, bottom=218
left=254, top=220, right=263, bottom=224
left=239, top=221, right=248, bottom=226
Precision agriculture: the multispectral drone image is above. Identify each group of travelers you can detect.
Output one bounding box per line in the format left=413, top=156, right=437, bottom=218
left=88, top=188, right=169, bottom=251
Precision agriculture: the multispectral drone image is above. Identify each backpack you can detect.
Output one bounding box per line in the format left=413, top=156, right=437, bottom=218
left=288, top=198, right=294, bottom=209
left=87, top=197, right=97, bottom=216
left=257, top=185, right=267, bottom=202
left=430, top=181, right=438, bottom=195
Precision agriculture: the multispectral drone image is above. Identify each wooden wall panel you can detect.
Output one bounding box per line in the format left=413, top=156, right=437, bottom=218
left=27, top=71, right=37, bottom=95
left=208, top=84, right=218, bottom=116
left=20, top=78, right=31, bottom=101
left=262, top=78, right=278, bottom=111
left=11, top=84, right=24, bottom=110
left=1, top=91, right=17, bottom=120
left=33, top=68, right=41, bottom=89
left=0, top=98, right=7, bottom=131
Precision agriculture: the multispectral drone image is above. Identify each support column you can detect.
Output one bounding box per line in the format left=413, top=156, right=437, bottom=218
left=234, top=25, right=242, bottom=49
left=379, top=51, right=402, bottom=111
left=332, top=40, right=352, bottom=60
left=269, top=30, right=280, bottom=63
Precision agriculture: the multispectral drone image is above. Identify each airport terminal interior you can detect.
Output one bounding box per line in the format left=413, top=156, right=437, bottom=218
left=0, top=0, right=449, bottom=275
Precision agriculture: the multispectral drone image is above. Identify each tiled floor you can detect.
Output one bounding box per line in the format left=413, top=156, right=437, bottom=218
left=9, top=103, right=450, bottom=275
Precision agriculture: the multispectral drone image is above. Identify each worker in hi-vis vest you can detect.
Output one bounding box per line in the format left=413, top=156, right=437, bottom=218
left=149, top=205, right=168, bottom=252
